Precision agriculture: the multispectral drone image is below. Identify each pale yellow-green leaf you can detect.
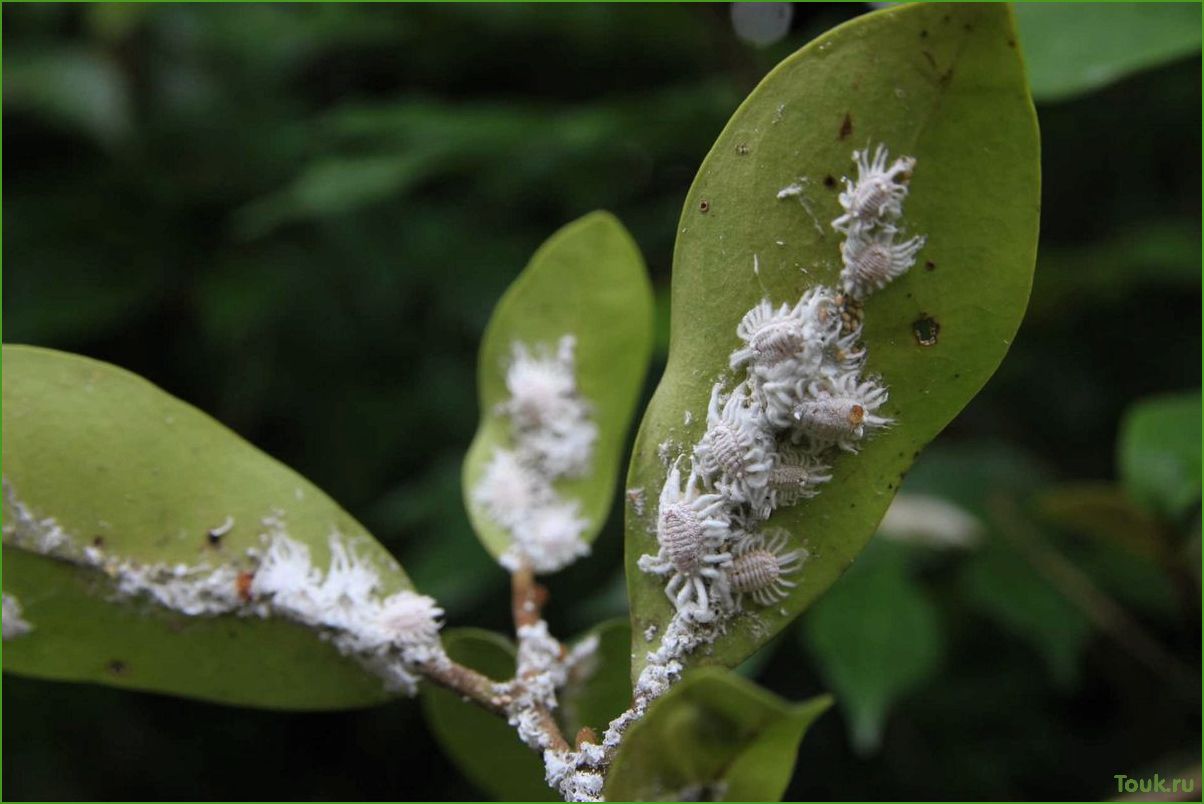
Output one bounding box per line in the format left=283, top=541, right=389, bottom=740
left=626, top=3, right=1040, bottom=677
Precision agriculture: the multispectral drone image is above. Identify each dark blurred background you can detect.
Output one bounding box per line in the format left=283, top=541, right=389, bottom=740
left=3, top=3, right=1200, bottom=801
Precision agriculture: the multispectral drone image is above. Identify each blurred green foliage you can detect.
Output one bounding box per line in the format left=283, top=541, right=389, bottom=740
left=3, top=3, right=1199, bottom=801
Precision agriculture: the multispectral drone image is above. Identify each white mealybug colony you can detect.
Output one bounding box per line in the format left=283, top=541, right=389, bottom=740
left=639, top=143, right=924, bottom=627
left=1, top=481, right=445, bottom=693
left=473, top=334, right=598, bottom=573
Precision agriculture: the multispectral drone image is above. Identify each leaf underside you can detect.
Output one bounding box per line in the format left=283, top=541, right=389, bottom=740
left=2, top=344, right=406, bottom=709
left=625, top=2, right=1040, bottom=679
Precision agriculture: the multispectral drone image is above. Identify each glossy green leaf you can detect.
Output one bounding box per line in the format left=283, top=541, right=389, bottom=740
left=558, top=618, right=634, bottom=740
left=419, top=629, right=554, bottom=802
left=801, top=540, right=943, bottom=754
left=1014, top=3, right=1201, bottom=103
left=1117, top=391, right=1202, bottom=520
left=626, top=3, right=1040, bottom=676
left=464, top=211, right=654, bottom=566
left=2, top=344, right=409, bottom=709
left=604, top=668, right=831, bottom=802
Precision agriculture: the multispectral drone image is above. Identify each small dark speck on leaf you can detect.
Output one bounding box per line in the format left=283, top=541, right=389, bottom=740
left=924, top=259, right=936, bottom=271
left=736, top=143, right=751, bottom=156
left=942, top=14, right=951, bottom=23
left=963, top=22, right=974, bottom=32
left=92, top=536, right=105, bottom=548
left=838, top=112, right=854, bottom=140
left=106, top=659, right=129, bottom=677
left=913, top=315, right=940, bottom=347
left=823, top=175, right=837, bottom=189
left=954, top=372, right=962, bottom=379
left=207, top=531, right=223, bottom=546
left=849, top=502, right=856, bottom=509
left=1007, top=38, right=1017, bottom=48
left=906, top=292, right=913, bottom=299
left=699, top=199, right=710, bottom=213
left=920, top=29, right=929, bottom=38
left=940, top=68, right=955, bottom=86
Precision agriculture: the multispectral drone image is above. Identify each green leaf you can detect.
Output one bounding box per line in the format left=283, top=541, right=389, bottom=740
left=420, top=629, right=555, bottom=802
left=558, top=618, right=634, bottom=740
left=958, top=538, right=1092, bottom=689
left=2, top=47, right=132, bottom=145
left=2, top=344, right=409, bottom=709
left=464, top=211, right=654, bottom=567
left=626, top=3, right=1039, bottom=676
left=1117, top=391, right=1202, bottom=520
left=1014, top=3, right=1201, bottom=103
left=1039, top=482, right=1166, bottom=561
left=801, top=540, right=943, bottom=754
left=603, top=668, right=831, bottom=802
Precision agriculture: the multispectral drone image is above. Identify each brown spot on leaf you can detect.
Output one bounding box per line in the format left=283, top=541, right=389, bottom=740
left=106, top=659, right=129, bottom=677
left=699, top=199, right=710, bottom=214
left=924, top=259, right=936, bottom=271
left=92, top=536, right=105, bottom=548
left=838, top=112, right=854, bottom=140
left=912, top=315, right=940, bottom=347
left=920, top=28, right=929, bottom=38
left=823, top=175, right=837, bottom=189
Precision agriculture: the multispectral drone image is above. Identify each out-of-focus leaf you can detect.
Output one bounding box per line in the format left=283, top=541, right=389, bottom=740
left=876, top=493, right=984, bottom=550
left=627, top=3, right=1040, bottom=676
left=1039, top=482, right=1166, bottom=561
left=958, top=538, right=1092, bottom=688
left=3, top=48, right=132, bottom=144
left=233, top=153, right=437, bottom=237
left=463, top=212, right=654, bottom=567
left=558, top=618, right=633, bottom=740
left=1014, top=3, right=1201, bottom=103
left=801, top=540, right=943, bottom=754
left=1118, top=391, right=1202, bottom=520
left=420, top=629, right=554, bottom=802
left=603, top=668, right=831, bottom=802
left=900, top=440, right=1051, bottom=520
left=2, top=345, right=408, bottom=709
left=1029, top=221, right=1201, bottom=321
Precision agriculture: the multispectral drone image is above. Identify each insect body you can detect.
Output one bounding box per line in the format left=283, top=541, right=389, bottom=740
left=727, top=532, right=805, bottom=607
left=832, top=145, right=915, bottom=234
left=637, top=461, right=732, bottom=621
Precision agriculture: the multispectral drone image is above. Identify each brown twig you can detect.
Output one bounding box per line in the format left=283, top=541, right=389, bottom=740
left=417, top=656, right=511, bottom=718
left=511, top=563, right=572, bottom=754
left=511, top=563, right=547, bottom=629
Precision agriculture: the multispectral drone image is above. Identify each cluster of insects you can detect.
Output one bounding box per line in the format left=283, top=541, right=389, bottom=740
left=639, top=144, right=924, bottom=622
left=473, top=335, right=598, bottom=573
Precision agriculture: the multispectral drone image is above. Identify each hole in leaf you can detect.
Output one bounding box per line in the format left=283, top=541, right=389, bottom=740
left=912, top=315, right=940, bottom=347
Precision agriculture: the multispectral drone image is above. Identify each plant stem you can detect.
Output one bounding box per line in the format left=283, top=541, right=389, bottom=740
left=417, top=656, right=511, bottom=718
